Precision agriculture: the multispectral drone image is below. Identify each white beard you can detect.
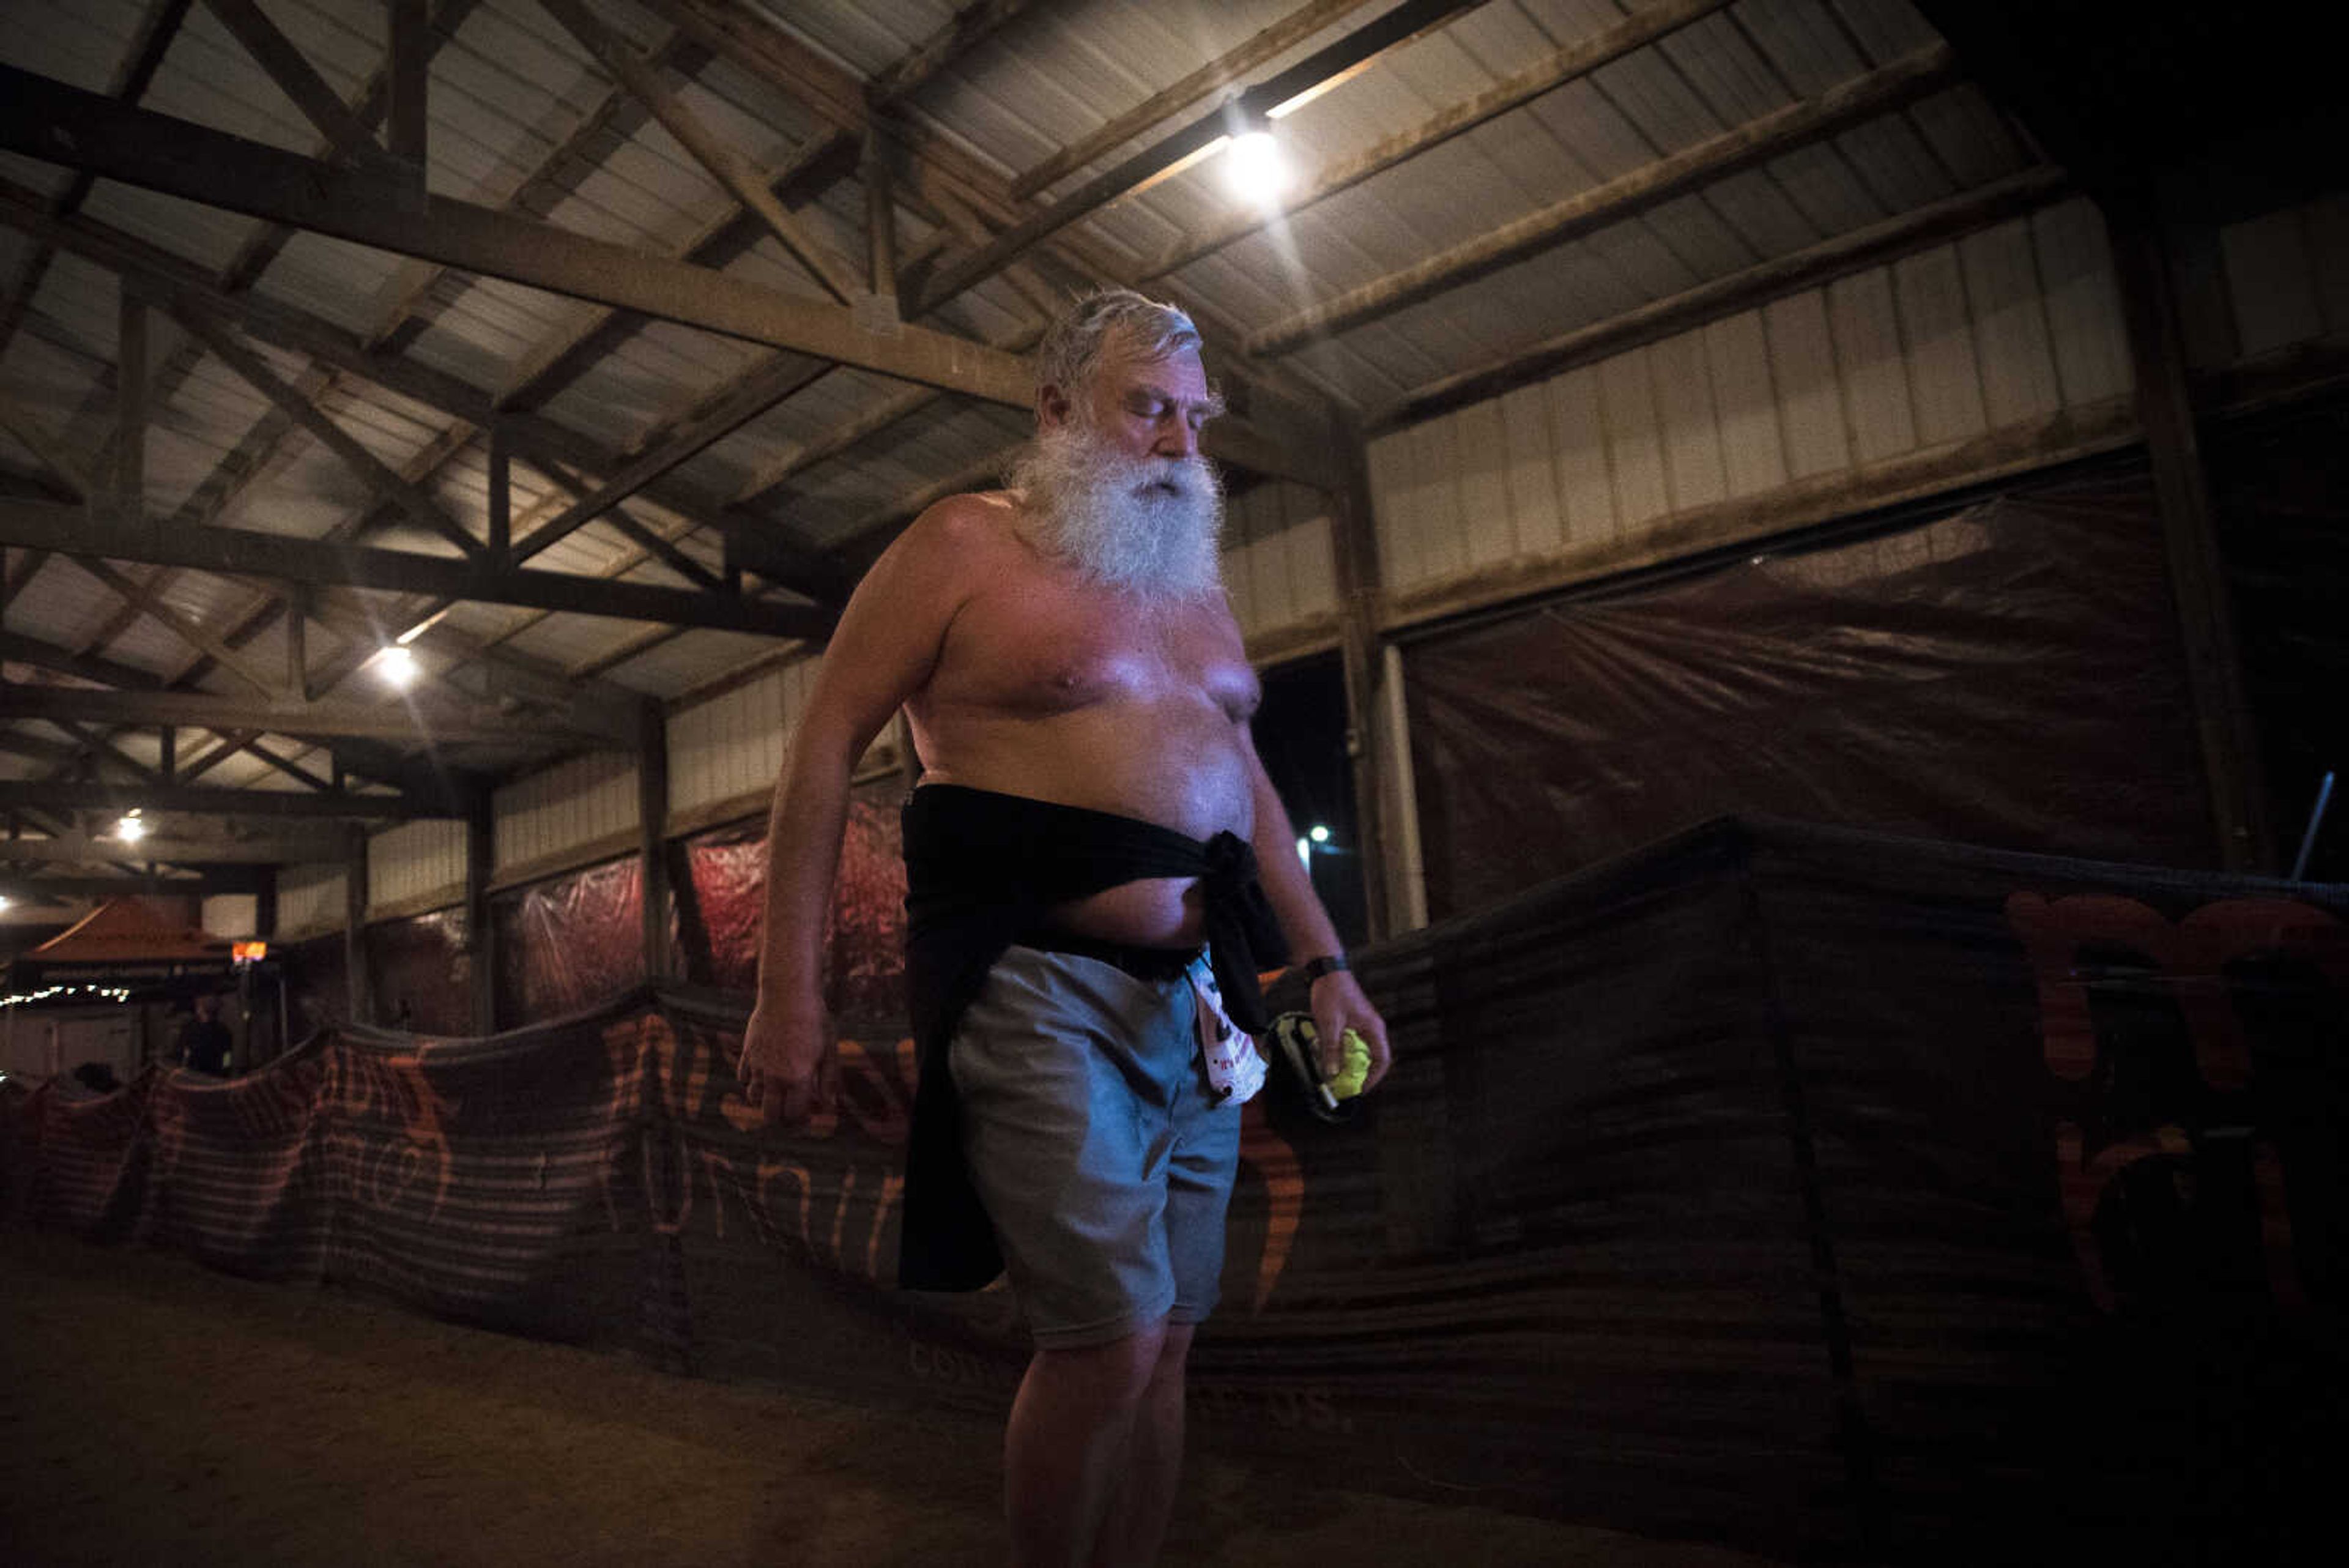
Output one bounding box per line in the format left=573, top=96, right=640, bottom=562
left=1006, top=420, right=1225, bottom=599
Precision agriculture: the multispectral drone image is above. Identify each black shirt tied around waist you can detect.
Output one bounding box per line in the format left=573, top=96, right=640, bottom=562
left=897, top=783, right=1290, bottom=1291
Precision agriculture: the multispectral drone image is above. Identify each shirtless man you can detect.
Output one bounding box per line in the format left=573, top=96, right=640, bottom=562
left=740, top=289, right=1390, bottom=1568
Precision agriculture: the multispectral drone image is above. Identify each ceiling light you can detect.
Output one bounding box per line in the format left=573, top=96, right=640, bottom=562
left=1309, top=823, right=1331, bottom=844
left=116, top=812, right=146, bottom=844
left=1223, top=128, right=1291, bottom=207
left=374, top=645, right=418, bottom=688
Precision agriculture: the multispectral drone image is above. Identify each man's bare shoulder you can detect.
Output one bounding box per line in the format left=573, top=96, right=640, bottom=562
left=893, top=488, right=1027, bottom=565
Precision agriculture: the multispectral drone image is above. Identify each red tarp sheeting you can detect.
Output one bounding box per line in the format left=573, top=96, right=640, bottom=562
left=6, top=817, right=2340, bottom=1562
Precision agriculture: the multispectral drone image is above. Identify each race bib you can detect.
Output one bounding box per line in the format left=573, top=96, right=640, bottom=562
left=1191, top=965, right=1266, bottom=1105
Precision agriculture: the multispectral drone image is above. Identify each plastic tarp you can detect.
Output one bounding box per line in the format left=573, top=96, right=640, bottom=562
left=1405, top=470, right=2216, bottom=920
left=492, top=858, right=645, bottom=1030
left=678, top=777, right=907, bottom=1027
left=368, top=908, right=473, bottom=1037
left=7, top=817, right=2339, bottom=1561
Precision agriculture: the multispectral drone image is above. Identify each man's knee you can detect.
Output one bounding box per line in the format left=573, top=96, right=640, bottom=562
left=1032, top=1319, right=1171, bottom=1405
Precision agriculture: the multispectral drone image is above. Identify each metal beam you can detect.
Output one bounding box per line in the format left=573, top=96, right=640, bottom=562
left=0, top=497, right=833, bottom=639
left=1249, top=45, right=1963, bottom=356
left=0, top=781, right=456, bottom=821
left=0, top=685, right=615, bottom=749
left=0, top=62, right=1033, bottom=405
left=0, top=831, right=345, bottom=866
left=1, top=872, right=223, bottom=899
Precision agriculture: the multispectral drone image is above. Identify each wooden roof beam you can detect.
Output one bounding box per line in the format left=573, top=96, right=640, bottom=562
left=0, top=497, right=832, bottom=642
left=1252, top=44, right=1963, bottom=357
left=0, top=64, right=1033, bottom=407
left=0, top=177, right=852, bottom=607
left=1139, top=0, right=1734, bottom=284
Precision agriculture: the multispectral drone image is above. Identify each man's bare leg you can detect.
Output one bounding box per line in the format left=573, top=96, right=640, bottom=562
left=1005, top=1320, right=1167, bottom=1568
left=1093, top=1321, right=1194, bottom=1568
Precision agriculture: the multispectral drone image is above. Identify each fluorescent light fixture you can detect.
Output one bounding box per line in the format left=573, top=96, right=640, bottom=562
left=1223, top=128, right=1291, bottom=207
left=1296, top=835, right=1312, bottom=874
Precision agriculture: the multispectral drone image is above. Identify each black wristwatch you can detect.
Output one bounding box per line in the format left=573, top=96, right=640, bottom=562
left=1300, top=953, right=1349, bottom=983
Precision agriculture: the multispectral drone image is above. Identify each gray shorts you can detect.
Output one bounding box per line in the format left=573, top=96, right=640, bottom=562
left=948, top=945, right=1243, bottom=1348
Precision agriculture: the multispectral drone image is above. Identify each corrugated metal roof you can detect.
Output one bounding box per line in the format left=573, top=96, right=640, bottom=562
left=2, top=0, right=2068, bottom=834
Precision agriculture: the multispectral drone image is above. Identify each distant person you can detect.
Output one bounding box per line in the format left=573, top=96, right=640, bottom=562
left=176, top=994, right=232, bottom=1077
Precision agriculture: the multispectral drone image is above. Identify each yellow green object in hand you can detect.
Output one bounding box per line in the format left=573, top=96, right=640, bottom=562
left=1326, top=1028, right=1372, bottom=1101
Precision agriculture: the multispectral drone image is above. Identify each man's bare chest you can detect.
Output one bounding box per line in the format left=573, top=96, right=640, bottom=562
left=933, top=584, right=1255, bottom=721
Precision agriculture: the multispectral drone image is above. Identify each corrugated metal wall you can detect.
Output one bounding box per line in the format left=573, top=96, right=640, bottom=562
left=495, top=753, right=640, bottom=873
left=200, top=893, right=258, bottom=939
left=1364, top=198, right=2134, bottom=606
left=1225, top=480, right=1340, bottom=648
left=369, top=819, right=468, bottom=910
left=667, top=658, right=816, bottom=820
left=276, top=864, right=346, bottom=940
left=2209, top=192, right=2349, bottom=363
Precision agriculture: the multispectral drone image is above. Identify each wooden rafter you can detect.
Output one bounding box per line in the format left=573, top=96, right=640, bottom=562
left=1249, top=45, right=1964, bottom=357
left=0, top=64, right=1034, bottom=406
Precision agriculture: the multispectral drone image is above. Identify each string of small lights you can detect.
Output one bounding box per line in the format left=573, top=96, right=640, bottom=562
left=1, top=982, right=138, bottom=1008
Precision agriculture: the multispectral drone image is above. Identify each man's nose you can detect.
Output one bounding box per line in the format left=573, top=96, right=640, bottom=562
left=1155, top=416, right=1198, bottom=458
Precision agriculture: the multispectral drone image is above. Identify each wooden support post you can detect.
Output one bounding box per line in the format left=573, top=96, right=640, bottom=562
left=2107, top=194, right=2274, bottom=871
left=116, top=288, right=145, bottom=520
left=285, top=590, right=307, bottom=698
left=345, top=822, right=371, bottom=1024
left=1324, top=414, right=1392, bottom=940
left=466, top=783, right=495, bottom=1035
left=637, top=697, right=670, bottom=983
left=158, top=724, right=175, bottom=784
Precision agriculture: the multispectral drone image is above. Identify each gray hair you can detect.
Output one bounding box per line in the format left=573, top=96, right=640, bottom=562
left=1034, top=288, right=1204, bottom=401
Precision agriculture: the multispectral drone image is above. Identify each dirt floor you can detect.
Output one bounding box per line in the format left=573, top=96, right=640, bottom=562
left=0, top=1228, right=1788, bottom=1567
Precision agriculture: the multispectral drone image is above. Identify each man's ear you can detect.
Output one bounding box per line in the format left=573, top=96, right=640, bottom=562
left=1036, top=381, right=1071, bottom=429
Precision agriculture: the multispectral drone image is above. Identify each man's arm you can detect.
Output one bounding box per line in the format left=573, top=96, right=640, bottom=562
left=738, top=501, right=978, bottom=1125
left=1242, top=741, right=1392, bottom=1094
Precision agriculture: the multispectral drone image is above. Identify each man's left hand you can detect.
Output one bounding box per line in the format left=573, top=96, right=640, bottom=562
left=1308, top=968, right=1391, bottom=1094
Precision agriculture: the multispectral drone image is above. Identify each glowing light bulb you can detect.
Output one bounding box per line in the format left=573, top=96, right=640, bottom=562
left=1309, top=824, right=1331, bottom=844
left=116, top=812, right=146, bottom=844
left=375, top=645, right=418, bottom=687
left=1223, top=129, right=1290, bottom=207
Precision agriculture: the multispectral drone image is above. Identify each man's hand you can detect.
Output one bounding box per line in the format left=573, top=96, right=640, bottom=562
left=737, top=996, right=837, bottom=1128
left=1309, top=969, right=1392, bottom=1095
